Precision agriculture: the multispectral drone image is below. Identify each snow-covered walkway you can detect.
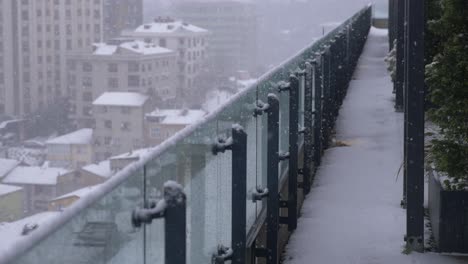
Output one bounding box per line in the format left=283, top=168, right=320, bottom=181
left=283, top=28, right=468, bottom=264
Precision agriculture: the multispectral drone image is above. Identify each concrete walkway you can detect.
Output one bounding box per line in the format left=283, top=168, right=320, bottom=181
left=283, top=28, right=468, bottom=264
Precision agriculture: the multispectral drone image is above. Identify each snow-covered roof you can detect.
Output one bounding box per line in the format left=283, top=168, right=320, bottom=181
left=46, top=129, right=93, bottom=145
left=81, top=160, right=113, bottom=179
left=111, top=148, right=155, bottom=160
left=134, top=20, right=208, bottom=34
left=0, top=212, right=60, bottom=253
left=146, top=109, right=206, bottom=125
left=2, top=166, right=70, bottom=185
left=0, top=159, right=20, bottom=179
left=0, top=184, right=22, bottom=196
left=93, top=92, right=149, bottom=107
left=202, top=90, right=235, bottom=113
left=93, top=41, right=174, bottom=56
left=51, top=184, right=101, bottom=201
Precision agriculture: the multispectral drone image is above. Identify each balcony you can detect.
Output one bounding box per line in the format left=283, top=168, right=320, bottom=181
left=2, top=6, right=372, bottom=263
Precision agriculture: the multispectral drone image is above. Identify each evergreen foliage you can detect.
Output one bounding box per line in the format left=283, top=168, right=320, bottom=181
left=426, top=0, right=468, bottom=180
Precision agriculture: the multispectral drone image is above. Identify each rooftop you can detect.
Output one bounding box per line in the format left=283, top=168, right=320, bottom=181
left=2, top=166, right=70, bottom=185
left=0, top=159, right=20, bottom=179
left=134, top=19, right=208, bottom=34
left=93, top=92, right=149, bottom=107
left=81, top=160, right=113, bottom=179
left=51, top=184, right=102, bottom=202
left=0, top=184, right=22, bottom=196
left=146, top=109, right=206, bottom=125
left=93, top=40, right=174, bottom=56
left=46, top=129, right=93, bottom=145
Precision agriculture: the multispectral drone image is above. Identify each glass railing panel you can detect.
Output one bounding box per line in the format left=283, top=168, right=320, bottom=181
left=143, top=120, right=221, bottom=264
left=215, top=88, right=259, bottom=233
left=13, top=168, right=146, bottom=264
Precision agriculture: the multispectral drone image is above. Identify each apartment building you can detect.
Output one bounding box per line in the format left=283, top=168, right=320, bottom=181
left=46, top=128, right=94, bottom=169
left=93, top=92, right=150, bottom=160
left=67, top=40, right=176, bottom=128
left=0, top=0, right=103, bottom=117
left=2, top=166, right=72, bottom=215
left=122, top=18, right=210, bottom=98
left=174, top=0, right=258, bottom=76
left=103, top=0, right=143, bottom=40
left=145, top=109, right=206, bottom=146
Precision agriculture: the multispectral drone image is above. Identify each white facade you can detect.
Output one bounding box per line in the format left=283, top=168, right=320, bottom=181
left=174, top=0, right=258, bottom=76
left=0, top=0, right=103, bottom=117
left=92, top=92, right=151, bottom=160
left=122, top=18, right=210, bottom=98
left=67, top=40, right=176, bottom=128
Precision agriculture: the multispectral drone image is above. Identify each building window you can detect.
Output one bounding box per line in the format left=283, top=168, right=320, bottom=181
left=128, top=75, right=140, bottom=87
left=82, top=62, right=92, bottom=72
left=108, top=63, right=118, bottom=73
left=104, top=120, right=112, bottom=129
left=150, top=127, right=161, bottom=138
left=121, top=107, right=130, bottom=114
left=108, top=77, right=118, bottom=89
left=82, top=91, right=93, bottom=101
left=128, top=62, right=139, bottom=72
left=159, top=38, right=167, bottom=47
left=121, top=122, right=130, bottom=131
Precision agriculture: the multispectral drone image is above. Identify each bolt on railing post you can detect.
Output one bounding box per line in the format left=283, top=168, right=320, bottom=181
left=231, top=126, right=248, bottom=264
left=131, top=181, right=187, bottom=264
left=288, top=74, right=299, bottom=231
left=312, top=58, right=323, bottom=168
left=266, top=93, right=280, bottom=264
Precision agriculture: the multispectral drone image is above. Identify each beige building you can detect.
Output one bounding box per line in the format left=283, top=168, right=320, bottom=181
left=145, top=109, right=206, bottom=146
left=48, top=184, right=100, bottom=211
left=46, top=128, right=94, bottom=169
left=67, top=40, right=176, bottom=128
left=0, top=0, right=103, bottom=117
left=93, top=92, right=151, bottom=160
left=0, top=184, right=24, bottom=222
left=174, top=0, right=258, bottom=76
left=122, top=18, right=210, bottom=97
left=2, top=166, right=72, bottom=215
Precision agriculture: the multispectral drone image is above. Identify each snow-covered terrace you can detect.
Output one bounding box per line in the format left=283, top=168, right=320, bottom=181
left=1, top=5, right=465, bottom=264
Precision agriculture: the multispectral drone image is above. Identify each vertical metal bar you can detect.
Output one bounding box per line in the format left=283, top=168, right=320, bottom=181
left=266, top=94, right=279, bottom=264
left=303, top=63, right=313, bottom=195
left=405, top=0, right=425, bottom=253
left=288, top=74, right=299, bottom=231
left=395, top=0, right=405, bottom=111
left=231, top=126, right=247, bottom=263
left=165, top=185, right=187, bottom=264
left=313, top=59, right=322, bottom=168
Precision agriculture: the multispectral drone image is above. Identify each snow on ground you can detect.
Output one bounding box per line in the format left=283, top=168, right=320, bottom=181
left=283, top=28, right=468, bottom=264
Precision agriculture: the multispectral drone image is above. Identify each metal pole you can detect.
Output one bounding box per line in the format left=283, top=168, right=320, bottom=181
left=312, top=59, right=322, bottom=168
left=288, top=74, right=299, bottom=231
left=266, top=94, right=280, bottom=264
left=165, top=184, right=187, bottom=264
left=404, top=0, right=425, bottom=253
left=303, top=62, right=314, bottom=195
left=231, top=126, right=248, bottom=263
left=395, top=0, right=405, bottom=111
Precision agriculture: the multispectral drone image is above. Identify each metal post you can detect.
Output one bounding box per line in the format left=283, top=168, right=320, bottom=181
left=404, top=0, right=425, bottom=253
left=303, top=62, right=313, bottom=195
left=288, top=74, right=299, bottom=231
left=131, top=182, right=187, bottom=264
left=395, top=0, right=405, bottom=111
left=164, top=183, right=187, bottom=264
left=312, top=59, right=322, bottom=168
left=231, top=126, right=248, bottom=263
left=266, top=94, right=279, bottom=264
